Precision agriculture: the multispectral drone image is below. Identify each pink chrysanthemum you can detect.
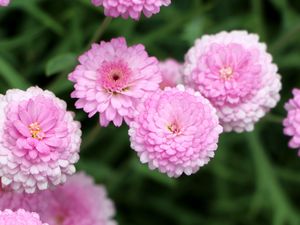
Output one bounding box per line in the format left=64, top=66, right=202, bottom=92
left=159, top=59, right=182, bottom=89
left=0, top=87, right=81, bottom=193
left=0, top=0, right=10, bottom=7
left=129, top=85, right=223, bottom=177
left=283, top=89, right=300, bottom=155
left=183, top=30, right=281, bottom=132
left=91, top=0, right=171, bottom=20
left=69, top=37, right=161, bottom=127
left=0, top=173, right=116, bottom=225
left=0, top=209, right=48, bottom=225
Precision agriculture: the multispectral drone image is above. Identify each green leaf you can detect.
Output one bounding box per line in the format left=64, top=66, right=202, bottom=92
left=182, top=17, right=206, bottom=45
left=21, top=4, right=64, bottom=35
left=0, top=57, right=30, bottom=89
left=46, top=53, right=77, bottom=76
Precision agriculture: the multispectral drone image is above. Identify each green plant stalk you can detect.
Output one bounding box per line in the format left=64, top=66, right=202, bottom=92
left=246, top=132, right=299, bottom=225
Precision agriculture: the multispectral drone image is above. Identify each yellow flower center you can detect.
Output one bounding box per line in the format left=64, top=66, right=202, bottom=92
left=167, top=123, right=180, bottom=134
left=29, top=122, right=44, bottom=140
left=219, top=66, right=233, bottom=80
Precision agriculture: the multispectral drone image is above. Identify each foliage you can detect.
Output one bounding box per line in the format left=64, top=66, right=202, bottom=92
left=1, top=0, right=300, bottom=224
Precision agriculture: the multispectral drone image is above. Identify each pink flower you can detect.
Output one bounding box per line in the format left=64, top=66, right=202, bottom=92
left=0, top=209, right=48, bottom=225
left=183, top=30, right=281, bottom=132
left=129, top=85, right=222, bottom=177
left=0, top=173, right=117, bottom=225
left=0, top=0, right=10, bottom=7
left=283, top=89, right=300, bottom=155
left=91, top=0, right=171, bottom=20
left=159, top=59, right=182, bottom=89
left=0, top=87, right=82, bottom=193
left=69, top=37, right=161, bottom=127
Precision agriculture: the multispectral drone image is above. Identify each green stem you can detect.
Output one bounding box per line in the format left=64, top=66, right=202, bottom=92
left=246, top=132, right=299, bottom=224
left=81, top=124, right=101, bottom=151
left=87, top=17, right=112, bottom=47
left=271, top=23, right=300, bottom=54
left=251, top=0, right=265, bottom=40
left=264, top=114, right=283, bottom=124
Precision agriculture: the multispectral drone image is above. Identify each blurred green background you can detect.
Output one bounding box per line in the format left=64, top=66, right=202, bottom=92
left=1, top=0, right=300, bottom=224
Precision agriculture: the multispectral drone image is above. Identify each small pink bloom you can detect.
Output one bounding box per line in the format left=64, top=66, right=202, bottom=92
left=0, top=0, right=10, bottom=7
left=0, top=87, right=82, bottom=193
left=0, top=173, right=117, bottom=225
left=69, top=37, right=161, bottom=127
left=91, top=0, right=171, bottom=20
left=183, top=30, right=281, bottom=132
left=159, top=59, right=182, bottom=89
left=0, top=209, right=48, bottom=225
left=283, top=89, right=300, bottom=155
left=129, top=85, right=222, bottom=177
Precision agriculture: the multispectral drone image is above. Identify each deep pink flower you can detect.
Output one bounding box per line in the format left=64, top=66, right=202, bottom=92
left=283, top=89, right=300, bottom=155
left=183, top=30, right=281, bottom=132
left=0, top=173, right=116, bottom=225
left=0, top=0, right=9, bottom=6
left=129, top=85, right=222, bottom=177
left=91, top=0, right=171, bottom=20
left=69, top=37, right=161, bottom=127
left=0, top=209, right=48, bottom=225
left=159, top=59, right=182, bottom=89
left=0, top=87, right=82, bottom=193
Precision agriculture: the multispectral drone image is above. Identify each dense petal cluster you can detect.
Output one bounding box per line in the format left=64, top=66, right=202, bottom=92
left=159, top=59, right=182, bottom=89
left=0, top=0, right=9, bottom=7
left=0, top=173, right=116, bottom=225
left=91, top=0, right=171, bottom=20
left=129, top=85, right=222, bottom=177
left=283, top=89, right=300, bottom=155
left=0, top=209, right=48, bottom=225
left=183, top=30, right=281, bottom=132
left=69, top=37, right=161, bottom=127
left=0, top=87, right=81, bottom=193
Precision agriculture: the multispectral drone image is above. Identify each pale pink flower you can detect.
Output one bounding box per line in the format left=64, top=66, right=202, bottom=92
left=283, top=89, right=300, bottom=155
left=129, top=85, right=222, bottom=177
left=183, top=30, right=281, bottom=132
left=69, top=37, right=161, bottom=127
left=91, top=0, right=171, bottom=20
left=0, top=173, right=116, bottom=225
left=0, top=209, right=48, bottom=225
left=0, top=0, right=10, bottom=7
left=0, top=87, right=82, bottom=193
left=159, top=59, right=182, bottom=89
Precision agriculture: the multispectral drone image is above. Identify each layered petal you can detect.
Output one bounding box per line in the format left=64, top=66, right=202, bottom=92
left=0, top=87, right=82, bottom=193
left=183, top=30, right=281, bottom=132
left=129, top=85, right=222, bottom=177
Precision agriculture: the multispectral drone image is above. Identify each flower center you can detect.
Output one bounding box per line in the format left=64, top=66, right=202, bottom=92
left=99, top=61, right=131, bottom=93
left=219, top=66, right=233, bottom=80
left=167, top=123, right=181, bottom=134
left=28, top=122, right=44, bottom=140
left=55, top=215, right=64, bottom=225
left=111, top=70, right=121, bottom=81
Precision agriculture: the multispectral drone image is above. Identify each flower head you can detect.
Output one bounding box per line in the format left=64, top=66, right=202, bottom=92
left=0, top=87, right=81, bottom=193
left=91, top=0, right=171, bottom=20
left=183, top=30, right=281, bottom=132
left=129, top=85, right=222, bottom=177
left=0, top=173, right=116, bottom=225
left=0, top=209, right=48, bottom=225
left=69, top=37, right=161, bottom=127
left=283, top=89, right=300, bottom=155
left=0, top=0, right=9, bottom=6
left=159, top=59, right=182, bottom=89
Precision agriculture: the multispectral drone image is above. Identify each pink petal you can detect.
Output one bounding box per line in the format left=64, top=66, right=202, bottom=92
left=44, top=137, right=62, bottom=147
left=36, top=142, right=50, bottom=154
left=13, top=120, right=30, bottom=137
